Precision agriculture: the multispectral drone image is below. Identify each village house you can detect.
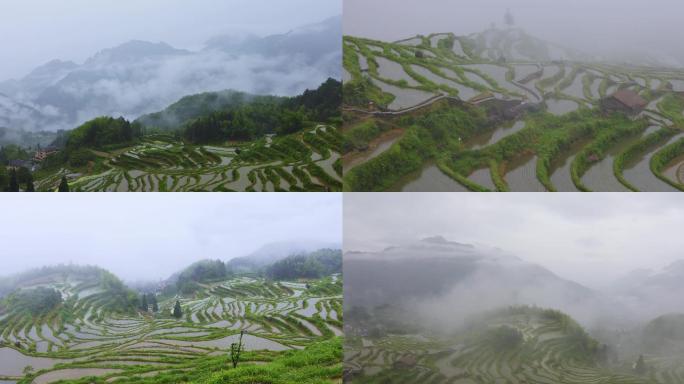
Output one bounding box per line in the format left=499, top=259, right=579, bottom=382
left=600, top=89, right=647, bottom=116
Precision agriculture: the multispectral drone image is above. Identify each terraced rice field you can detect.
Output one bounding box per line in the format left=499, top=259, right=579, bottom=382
left=346, top=308, right=682, bottom=384
left=38, top=125, right=342, bottom=192
left=0, top=274, right=342, bottom=383
left=343, top=31, right=684, bottom=192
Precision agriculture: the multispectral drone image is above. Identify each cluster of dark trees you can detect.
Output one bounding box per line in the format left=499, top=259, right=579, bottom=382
left=175, top=259, right=229, bottom=294
left=65, top=117, right=141, bottom=151
left=139, top=293, right=159, bottom=312
left=183, top=79, right=341, bottom=144
left=99, top=270, right=139, bottom=313
left=285, top=78, right=341, bottom=123
left=136, top=90, right=259, bottom=131
left=173, top=300, right=183, bottom=319
left=0, top=166, right=34, bottom=192
left=0, top=145, right=34, bottom=191
left=3, top=287, right=62, bottom=315
left=0, top=145, right=30, bottom=163
left=44, top=117, right=142, bottom=169
left=265, top=249, right=342, bottom=280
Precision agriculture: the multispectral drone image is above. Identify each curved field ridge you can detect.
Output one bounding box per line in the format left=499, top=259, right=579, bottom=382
left=37, top=125, right=342, bottom=192
left=0, top=273, right=342, bottom=383
left=346, top=306, right=679, bottom=384
left=343, top=29, right=684, bottom=192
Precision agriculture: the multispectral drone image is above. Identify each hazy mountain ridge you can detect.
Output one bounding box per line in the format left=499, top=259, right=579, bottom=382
left=0, top=241, right=343, bottom=298
left=229, top=240, right=342, bottom=272
left=345, top=237, right=684, bottom=329
left=0, top=16, right=341, bottom=136
left=344, top=237, right=596, bottom=318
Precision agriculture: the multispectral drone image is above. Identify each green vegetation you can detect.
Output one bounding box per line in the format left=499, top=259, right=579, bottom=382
left=176, top=260, right=228, bottom=294
left=0, top=259, right=342, bottom=384
left=651, top=137, right=684, bottom=190
left=343, top=29, right=684, bottom=192
left=344, top=102, right=487, bottom=191
left=347, top=306, right=658, bottom=384
left=182, top=79, right=340, bottom=144
left=65, top=117, right=141, bottom=152
left=27, top=79, right=341, bottom=192
left=265, top=249, right=342, bottom=281
left=2, top=287, right=62, bottom=316
left=343, top=120, right=384, bottom=152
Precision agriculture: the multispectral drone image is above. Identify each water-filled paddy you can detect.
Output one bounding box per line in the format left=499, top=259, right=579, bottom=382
left=468, top=168, right=496, bottom=190
left=33, top=368, right=123, bottom=384
left=371, top=78, right=436, bottom=110
left=513, top=64, right=539, bottom=82
left=550, top=138, right=593, bottom=192
left=467, top=121, right=526, bottom=150
left=375, top=57, right=420, bottom=86
left=623, top=132, right=684, bottom=191
left=504, top=155, right=546, bottom=191
left=0, top=348, right=62, bottom=376
left=663, top=153, right=684, bottom=185
left=166, top=333, right=289, bottom=351
left=410, top=65, right=480, bottom=100
left=561, top=72, right=586, bottom=99
left=392, top=164, right=468, bottom=192
left=581, top=133, right=646, bottom=191
left=546, top=99, right=579, bottom=115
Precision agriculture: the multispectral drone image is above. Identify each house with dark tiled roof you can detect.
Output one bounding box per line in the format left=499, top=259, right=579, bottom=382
left=600, top=89, right=647, bottom=116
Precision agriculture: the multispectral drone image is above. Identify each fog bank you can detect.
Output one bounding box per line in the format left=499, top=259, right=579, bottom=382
left=0, top=193, right=342, bottom=281
left=345, top=0, right=684, bottom=65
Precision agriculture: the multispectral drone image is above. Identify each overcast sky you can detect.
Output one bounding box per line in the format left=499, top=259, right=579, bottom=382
left=0, top=0, right=341, bottom=80
left=344, top=0, right=684, bottom=61
left=345, top=193, right=684, bottom=289
left=0, top=193, right=341, bottom=281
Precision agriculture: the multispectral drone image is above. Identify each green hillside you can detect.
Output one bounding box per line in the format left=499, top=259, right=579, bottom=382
left=345, top=306, right=684, bottom=384
left=0, top=265, right=342, bottom=383
left=32, top=79, right=342, bottom=192
left=342, top=30, right=684, bottom=192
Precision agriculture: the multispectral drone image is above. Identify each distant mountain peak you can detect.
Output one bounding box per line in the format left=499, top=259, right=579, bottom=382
left=86, top=40, right=190, bottom=65
left=420, top=235, right=473, bottom=248
left=27, top=59, right=78, bottom=76
left=227, top=240, right=341, bottom=272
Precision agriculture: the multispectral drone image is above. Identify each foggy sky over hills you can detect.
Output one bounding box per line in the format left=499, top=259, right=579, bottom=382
left=0, top=0, right=341, bottom=80
left=344, top=193, right=684, bottom=289
left=0, top=193, right=341, bottom=281
left=344, top=0, right=684, bottom=65
left=0, top=1, right=342, bottom=134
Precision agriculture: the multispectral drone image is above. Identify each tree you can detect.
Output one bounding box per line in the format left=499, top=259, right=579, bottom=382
left=504, top=9, right=515, bottom=27
left=17, top=166, right=32, bottom=185
left=26, top=180, right=35, bottom=192
left=230, top=331, right=245, bottom=368
left=635, top=354, right=647, bottom=375
left=140, top=294, right=148, bottom=312
left=151, top=295, right=159, bottom=312
left=8, top=169, right=19, bottom=192
left=173, top=300, right=183, bottom=319
left=0, top=166, right=8, bottom=191
left=58, top=176, right=69, bottom=192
